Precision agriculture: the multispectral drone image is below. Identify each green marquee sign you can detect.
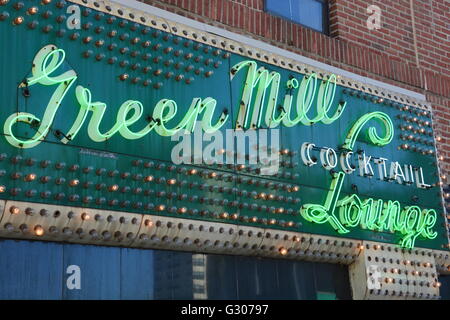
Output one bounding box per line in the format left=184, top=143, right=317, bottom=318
left=0, top=0, right=447, bottom=250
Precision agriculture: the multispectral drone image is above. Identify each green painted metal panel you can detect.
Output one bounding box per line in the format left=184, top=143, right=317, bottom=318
left=0, top=0, right=447, bottom=250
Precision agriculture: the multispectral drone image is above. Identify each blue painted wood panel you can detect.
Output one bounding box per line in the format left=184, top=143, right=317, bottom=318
left=0, top=240, right=351, bottom=300
left=119, top=248, right=154, bottom=300
left=0, top=240, right=63, bottom=300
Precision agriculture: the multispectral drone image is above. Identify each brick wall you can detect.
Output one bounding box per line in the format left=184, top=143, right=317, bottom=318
left=139, top=0, right=450, bottom=177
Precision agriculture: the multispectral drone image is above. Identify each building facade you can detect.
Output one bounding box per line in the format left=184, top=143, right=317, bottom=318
left=0, top=0, right=449, bottom=300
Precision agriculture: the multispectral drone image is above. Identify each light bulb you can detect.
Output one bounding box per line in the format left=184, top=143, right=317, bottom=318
left=25, top=173, right=37, bottom=181
left=279, top=247, right=288, bottom=256
left=13, top=16, right=24, bottom=25
left=220, top=212, right=229, bottom=219
left=9, top=206, right=20, bottom=214
left=69, top=179, right=80, bottom=187
left=27, top=7, right=38, bottom=15
left=34, top=225, right=44, bottom=236
left=109, top=184, right=119, bottom=192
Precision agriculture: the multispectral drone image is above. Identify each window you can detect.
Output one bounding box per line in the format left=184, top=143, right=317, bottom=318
left=265, top=0, right=329, bottom=34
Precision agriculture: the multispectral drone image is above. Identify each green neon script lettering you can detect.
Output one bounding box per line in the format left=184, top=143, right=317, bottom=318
left=231, top=61, right=346, bottom=129
left=300, top=112, right=438, bottom=248
left=4, top=45, right=77, bottom=148
left=4, top=45, right=228, bottom=147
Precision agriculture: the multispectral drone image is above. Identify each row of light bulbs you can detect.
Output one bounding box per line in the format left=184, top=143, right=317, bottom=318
left=3, top=202, right=362, bottom=265
left=369, top=289, right=439, bottom=299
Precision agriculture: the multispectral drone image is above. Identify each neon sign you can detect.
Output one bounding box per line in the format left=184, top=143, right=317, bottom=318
left=230, top=60, right=347, bottom=129
left=4, top=45, right=229, bottom=149
left=300, top=112, right=437, bottom=248
left=5, top=46, right=349, bottom=148
left=1, top=45, right=440, bottom=249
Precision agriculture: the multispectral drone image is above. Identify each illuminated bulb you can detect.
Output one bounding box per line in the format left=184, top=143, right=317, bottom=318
left=269, top=219, right=276, bottom=225
left=144, top=175, right=154, bottom=182
left=145, top=219, right=153, bottom=227
left=34, top=225, right=44, bottom=236
left=385, top=278, right=393, bottom=284
left=177, top=207, right=187, bottom=214
left=109, top=184, right=119, bottom=192
left=0, top=0, right=9, bottom=6
left=156, top=204, right=165, bottom=211
left=230, top=213, right=239, bottom=220
left=220, top=212, right=229, bottom=219
left=279, top=247, right=288, bottom=256
left=0, top=185, right=5, bottom=193
left=359, top=245, right=365, bottom=250
left=9, top=206, right=20, bottom=214
left=13, top=16, right=24, bottom=25
left=292, top=186, right=300, bottom=192
left=69, top=179, right=79, bottom=187
left=188, top=169, right=197, bottom=175
left=439, top=156, right=445, bottom=161
left=81, top=212, right=90, bottom=221
left=41, top=0, right=52, bottom=4
left=167, top=178, right=177, bottom=185
left=250, top=217, right=258, bottom=223
left=293, top=236, right=300, bottom=242
left=27, top=7, right=38, bottom=15
left=392, top=268, right=398, bottom=274
left=437, top=136, right=442, bottom=142
left=23, top=173, right=36, bottom=181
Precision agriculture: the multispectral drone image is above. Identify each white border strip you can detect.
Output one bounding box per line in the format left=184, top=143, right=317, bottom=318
left=110, top=0, right=426, bottom=102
